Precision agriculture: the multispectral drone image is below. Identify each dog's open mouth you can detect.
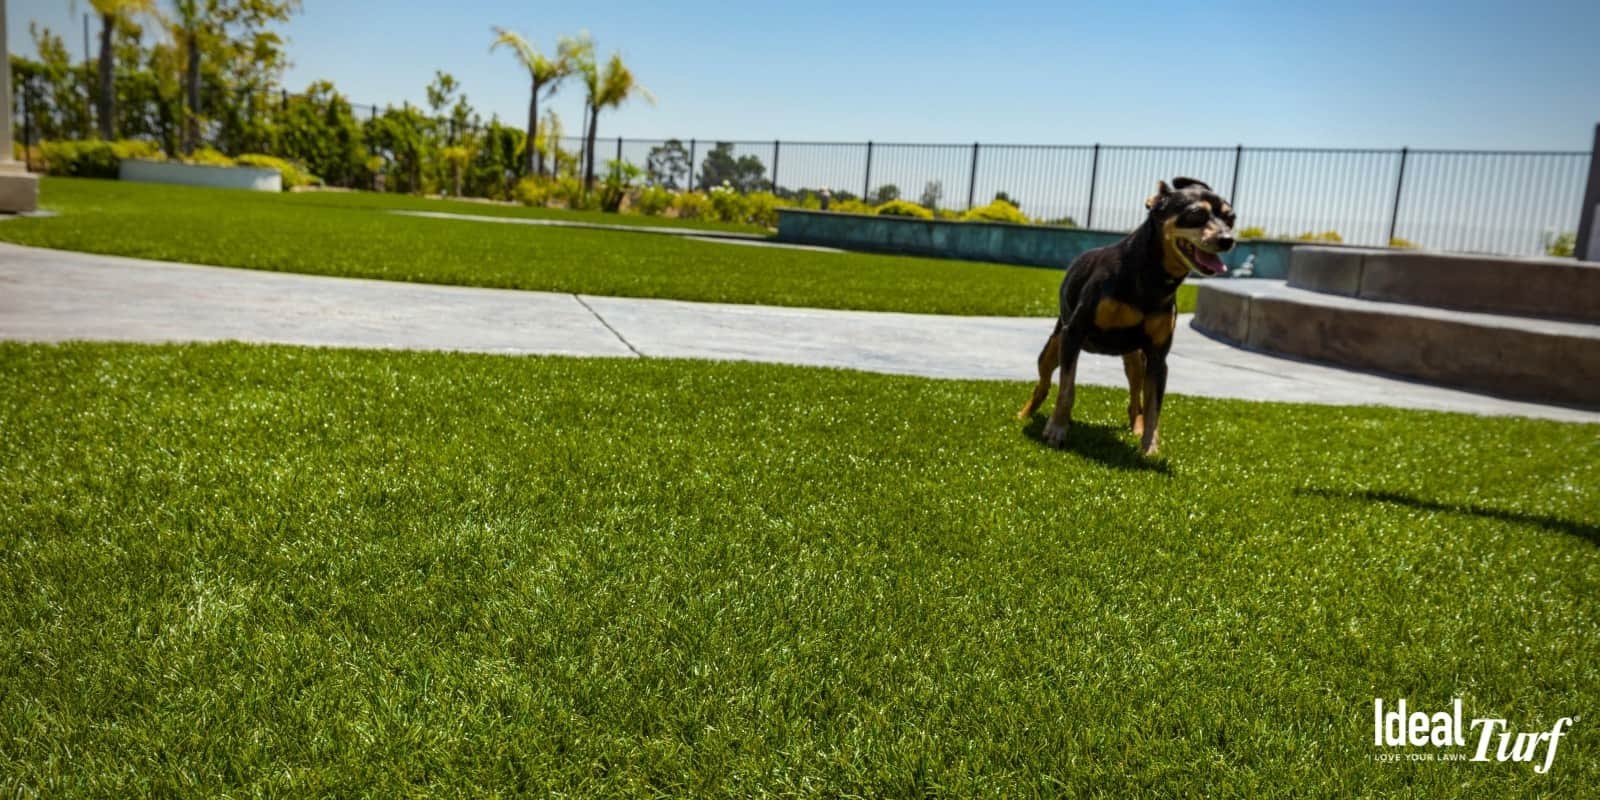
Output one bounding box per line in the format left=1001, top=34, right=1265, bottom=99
left=1177, top=239, right=1228, bottom=276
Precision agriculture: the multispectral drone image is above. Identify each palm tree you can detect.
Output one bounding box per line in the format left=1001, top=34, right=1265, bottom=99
left=581, top=52, right=653, bottom=189
left=78, top=0, right=159, bottom=139
left=490, top=28, right=590, bottom=177
left=174, top=0, right=201, bottom=155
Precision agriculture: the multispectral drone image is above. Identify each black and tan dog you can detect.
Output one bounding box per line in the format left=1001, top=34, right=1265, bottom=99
left=1019, top=177, right=1235, bottom=455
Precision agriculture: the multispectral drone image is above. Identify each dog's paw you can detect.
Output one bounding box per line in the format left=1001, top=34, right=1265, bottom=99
left=1042, top=420, right=1069, bottom=448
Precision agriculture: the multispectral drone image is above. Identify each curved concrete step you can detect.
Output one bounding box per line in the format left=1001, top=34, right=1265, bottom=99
left=1194, top=279, right=1600, bottom=407
left=1289, top=246, right=1600, bottom=323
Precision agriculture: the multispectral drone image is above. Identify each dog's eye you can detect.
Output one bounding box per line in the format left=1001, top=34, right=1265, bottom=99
left=1181, top=207, right=1208, bottom=225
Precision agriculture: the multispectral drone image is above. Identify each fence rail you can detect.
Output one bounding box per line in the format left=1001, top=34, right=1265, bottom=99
left=551, top=135, right=1588, bottom=258
left=11, top=84, right=1589, bottom=257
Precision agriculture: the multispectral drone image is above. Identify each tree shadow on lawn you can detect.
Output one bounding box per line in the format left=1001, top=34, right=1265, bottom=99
left=1020, top=414, right=1172, bottom=475
left=1297, top=487, right=1600, bottom=546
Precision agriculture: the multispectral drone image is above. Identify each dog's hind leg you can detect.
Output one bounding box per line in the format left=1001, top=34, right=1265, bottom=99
left=1042, top=310, right=1090, bottom=449
left=1122, top=351, right=1146, bottom=436
left=1017, top=326, right=1062, bottom=420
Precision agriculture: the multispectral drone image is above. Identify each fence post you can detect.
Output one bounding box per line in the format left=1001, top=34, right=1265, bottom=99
left=686, top=138, right=696, bottom=190
left=967, top=142, right=980, bottom=209
left=1230, top=144, right=1243, bottom=204
left=281, top=89, right=288, bottom=112
left=614, top=135, right=622, bottom=167
left=1086, top=143, right=1101, bottom=229
left=1387, top=146, right=1409, bottom=245
left=863, top=140, right=873, bottom=200
left=771, top=139, right=780, bottom=192
left=1575, top=124, right=1600, bottom=261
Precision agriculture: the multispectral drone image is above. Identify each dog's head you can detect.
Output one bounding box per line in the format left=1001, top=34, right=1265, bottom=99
left=1145, top=177, right=1235, bottom=277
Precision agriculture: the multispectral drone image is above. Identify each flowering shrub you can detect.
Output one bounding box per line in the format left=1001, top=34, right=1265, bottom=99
left=875, top=200, right=933, bottom=219
left=962, top=199, right=1030, bottom=224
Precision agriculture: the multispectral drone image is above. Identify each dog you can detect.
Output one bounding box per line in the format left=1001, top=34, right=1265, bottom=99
left=1018, top=177, right=1236, bottom=456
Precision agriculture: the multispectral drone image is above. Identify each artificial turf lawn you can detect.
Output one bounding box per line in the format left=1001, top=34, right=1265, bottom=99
left=2, top=343, right=1595, bottom=797
left=0, top=178, right=1198, bottom=316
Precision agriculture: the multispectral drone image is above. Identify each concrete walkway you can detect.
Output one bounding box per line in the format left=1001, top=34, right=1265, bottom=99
left=1, top=242, right=1594, bottom=423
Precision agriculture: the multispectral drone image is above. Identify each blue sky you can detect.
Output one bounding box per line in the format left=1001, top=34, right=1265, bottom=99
left=9, top=0, right=1600, bottom=150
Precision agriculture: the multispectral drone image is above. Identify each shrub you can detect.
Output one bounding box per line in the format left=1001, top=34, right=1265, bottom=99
left=237, top=154, right=320, bottom=189
left=633, top=185, right=673, bottom=216
left=39, top=139, right=163, bottom=178
left=1238, top=226, right=1267, bottom=240
left=963, top=199, right=1030, bottom=224
left=1389, top=237, right=1420, bottom=250
left=1544, top=232, right=1575, bottom=257
left=1294, top=230, right=1343, bottom=243
left=1041, top=216, right=1079, bottom=228
left=875, top=200, right=934, bottom=219
left=186, top=148, right=236, bottom=167
left=708, top=182, right=747, bottom=223
left=831, top=198, right=876, bottom=215
left=554, top=176, right=595, bottom=211
left=671, top=191, right=712, bottom=220
left=743, top=191, right=785, bottom=227
left=513, top=176, right=550, bottom=207
left=598, top=160, right=642, bottom=213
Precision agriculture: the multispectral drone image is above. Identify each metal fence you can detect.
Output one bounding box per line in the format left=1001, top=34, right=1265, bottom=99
left=12, top=80, right=1589, bottom=257
left=562, top=136, right=1590, bottom=258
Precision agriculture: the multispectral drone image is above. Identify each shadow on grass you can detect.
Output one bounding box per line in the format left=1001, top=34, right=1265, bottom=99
left=1020, top=414, right=1172, bottom=475
left=1297, top=488, right=1600, bottom=545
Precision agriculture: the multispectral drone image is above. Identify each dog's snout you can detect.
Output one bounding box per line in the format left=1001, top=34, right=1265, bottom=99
left=1215, top=233, right=1236, bottom=252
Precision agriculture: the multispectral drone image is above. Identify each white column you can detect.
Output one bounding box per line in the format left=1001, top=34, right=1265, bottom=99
left=0, top=0, right=41, bottom=213
left=0, top=0, right=14, bottom=162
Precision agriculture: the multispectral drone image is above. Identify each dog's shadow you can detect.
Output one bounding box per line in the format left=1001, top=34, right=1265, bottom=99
left=1020, top=414, right=1173, bottom=475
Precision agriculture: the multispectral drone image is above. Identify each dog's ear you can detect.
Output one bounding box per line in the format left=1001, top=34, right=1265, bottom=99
left=1144, top=180, right=1172, bottom=211
left=1172, top=177, right=1212, bottom=192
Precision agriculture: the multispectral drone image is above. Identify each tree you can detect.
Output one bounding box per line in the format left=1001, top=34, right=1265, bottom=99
left=645, top=139, right=690, bottom=189
left=993, top=190, right=1018, bottom=209
left=697, top=142, right=765, bottom=192
left=871, top=184, right=900, bottom=205
left=79, top=0, right=158, bottom=139
left=490, top=28, right=589, bottom=177
left=920, top=180, right=943, bottom=211
left=580, top=51, right=652, bottom=189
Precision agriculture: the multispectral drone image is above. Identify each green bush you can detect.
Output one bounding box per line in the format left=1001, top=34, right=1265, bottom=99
left=708, top=183, right=747, bottom=223
left=39, top=139, right=163, bottom=178
left=1544, top=232, right=1575, bottom=257
left=186, top=148, right=236, bottom=167
left=513, top=177, right=550, bottom=208
left=875, top=200, right=934, bottom=219
left=633, top=185, right=673, bottom=216
left=553, top=176, right=595, bottom=211
left=963, top=199, right=1030, bottom=225
left=1294, top=230, right=1343, bottom=243
left=1238, top=226, right=1267, bottom=240
left=237, top=154, right=320, bottom=190
left=831, top=198, right=876, bottom=215
left=599, top=160, right=642, bottom=214
left=743, top=191, right=785, bottom=227
left=1041, top=216, right=1079, bottom=228
left=1389, top=237, right=1420, bottom=250
left=670, top=191, right=712, bottom=220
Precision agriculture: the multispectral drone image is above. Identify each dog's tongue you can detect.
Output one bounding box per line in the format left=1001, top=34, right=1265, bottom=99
left=1195, top=249, right=1227, bottom=275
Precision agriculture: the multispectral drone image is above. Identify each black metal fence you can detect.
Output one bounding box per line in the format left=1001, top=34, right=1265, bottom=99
left=561, top=136, right=1590, bottom=258
left=12, top=79, right=1588, bottom=257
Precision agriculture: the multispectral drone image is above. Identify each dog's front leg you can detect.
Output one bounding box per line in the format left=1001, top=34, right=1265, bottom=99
left=1042, top=310, right=1091, bottom=448
left=1139, top=351, right=1169, bottom=456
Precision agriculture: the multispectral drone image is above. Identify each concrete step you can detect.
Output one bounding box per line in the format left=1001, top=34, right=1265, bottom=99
left=1289, top=246, right=1600, bottom=323
left=1193, top=279, right=1600, bottom=408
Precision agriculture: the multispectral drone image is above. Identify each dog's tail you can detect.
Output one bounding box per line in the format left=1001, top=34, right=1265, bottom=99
left=1018, top=320, right=1063, bottom=420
